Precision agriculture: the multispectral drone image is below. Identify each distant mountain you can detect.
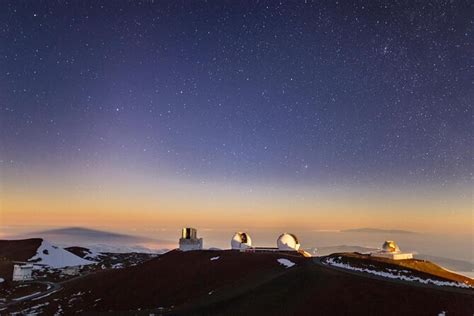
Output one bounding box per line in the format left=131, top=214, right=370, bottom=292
left=415, top=254, right=474, bottom=273
left=22, top=227, right=175, bottom=251
left=31, top=227, right=151, bottom=242
left=307, top=245, right=378, bottom=256
left=341, top=228, right=417, bottom=234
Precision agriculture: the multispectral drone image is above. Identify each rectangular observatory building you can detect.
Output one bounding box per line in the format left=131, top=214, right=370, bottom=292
left=179, top=227, right=203, bottom=251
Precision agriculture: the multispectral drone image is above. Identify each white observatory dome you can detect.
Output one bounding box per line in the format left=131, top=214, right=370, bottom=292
left=382, top=240, right=400, bottom=253
left=277, top=233, right=300, bottom=251
left=231, top=232, right=252, bottom=250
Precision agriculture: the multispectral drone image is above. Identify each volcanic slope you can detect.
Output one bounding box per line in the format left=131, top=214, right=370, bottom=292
left=0, top=239, right=43, bottom=283
left=0, top=239, right=94, bottom=282
left=324, top=252, right=473, bottom=287
left=5, top=250, right=473, bottom=315
left=0, top=239, right=43, bottom=262
left=21, top=250, right=307, bottom=314
left=191, top=257, right=473, bottom=316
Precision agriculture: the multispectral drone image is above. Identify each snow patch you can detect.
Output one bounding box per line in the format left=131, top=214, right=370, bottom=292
left=18, top=301, right=49, bottom=315
left=13, top=292, right=41, bottom=301
left=81, top=248, right=103, bottom=260
left=54, top=305, right=63, bottom=316
left=277, top=258, right=296, bottom=268
left=112, top=263, right=124, bottom=269
left=0, top=278, right=4, bottom=283
left=325, top=257, right=471, bottom=289
left=29, top=240, right=95, bottom=268
left=210, top=256, right=220, bottom=261
left=32, top=289, right=60, bottom=301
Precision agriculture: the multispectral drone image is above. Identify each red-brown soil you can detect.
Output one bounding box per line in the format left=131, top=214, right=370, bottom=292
left=64, top=246, right=91, bottom=258
left=52, top=249, right=308, bottom=313
left=0, top=261, right=14, bottom=282
left=200, top=258, right=473, bottom=316
left=0, top=239, right=42, bottom=262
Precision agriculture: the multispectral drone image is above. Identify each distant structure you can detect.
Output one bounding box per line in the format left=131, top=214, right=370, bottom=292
left=13, top=264, right=33, bottom=281
left=231, top=232, right=252, bottom=250
left=238, top=232, right=310, bottom=257
left=277, top=233, right=301, bottom=251
left=179, top=227, right=203, bottom=251
left=371, top=240, right=413, bottom=260
left=62, top=266, right=80, bottom=276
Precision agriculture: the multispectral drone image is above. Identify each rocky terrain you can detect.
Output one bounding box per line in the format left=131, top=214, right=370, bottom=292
left=0, top=239, right=472, bottom=315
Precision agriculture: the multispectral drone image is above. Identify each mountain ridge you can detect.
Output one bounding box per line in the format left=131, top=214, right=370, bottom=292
left=341, top=227, right=417, bottom=234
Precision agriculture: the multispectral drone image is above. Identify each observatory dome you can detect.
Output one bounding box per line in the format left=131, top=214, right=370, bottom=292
left=382, top=240, right=400, bottom=253
left=277, top=233, right=300, bottom=251
left=231, top=232, right=252, bottom=250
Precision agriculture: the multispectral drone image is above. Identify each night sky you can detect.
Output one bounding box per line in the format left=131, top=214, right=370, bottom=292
left=1, top=1, right=472, bottom=232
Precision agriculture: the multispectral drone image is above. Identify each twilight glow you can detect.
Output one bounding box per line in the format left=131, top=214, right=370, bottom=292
left=0, top=2, right=472, bottom=237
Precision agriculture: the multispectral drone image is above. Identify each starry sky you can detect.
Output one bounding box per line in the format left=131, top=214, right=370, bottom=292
left=0, top=1, right=472, bottom=234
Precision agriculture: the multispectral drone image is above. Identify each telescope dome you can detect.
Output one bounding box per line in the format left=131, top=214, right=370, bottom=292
left=382, top=240, right=400, bottom=253
left=231, top=232, right=252, bottom=250
left=277, top=233, right=300, bottom=251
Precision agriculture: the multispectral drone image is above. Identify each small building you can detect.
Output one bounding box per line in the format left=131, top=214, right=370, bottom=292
left=13, top=264, right=33, bottom=281
left=62, top=266, right=80, bottom=276
left=231, top=232, right=252, bottom=250
left=179, top=227, right=203, bottom=251
left=371, top=240, right=413, bottom=260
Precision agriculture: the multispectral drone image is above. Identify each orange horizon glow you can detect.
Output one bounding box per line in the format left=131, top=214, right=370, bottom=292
left=2, top=165, right=472, bottom=235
